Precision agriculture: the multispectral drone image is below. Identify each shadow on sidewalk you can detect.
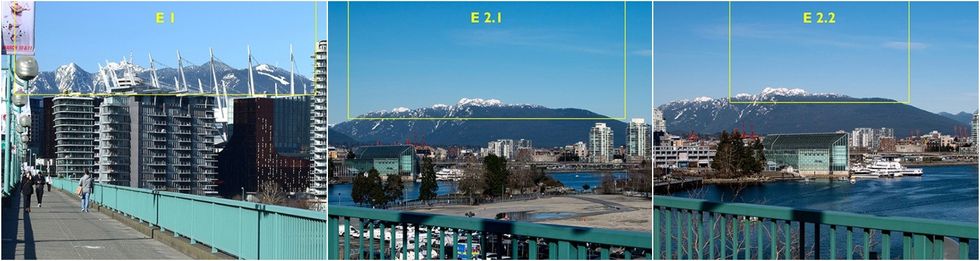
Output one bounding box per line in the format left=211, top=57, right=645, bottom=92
left=2, top=186, right=37, bottom=260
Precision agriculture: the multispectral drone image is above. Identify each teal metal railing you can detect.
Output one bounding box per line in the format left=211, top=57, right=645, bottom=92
left=654, top=195, right=979, bottom=260
left=52, top=178, right=326, bottom=259
left=328, top=205, right=652, bottom=260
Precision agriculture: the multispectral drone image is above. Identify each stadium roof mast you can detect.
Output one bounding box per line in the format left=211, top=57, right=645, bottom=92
left=209, top=48, right=225, bottom=113
left=290, top=44, right=296, bottom=95
left=176, top=50, right=192, bottom=93
left=148, top=53, right=160, bottom=89
left=247, top=45, right=255, bottom=96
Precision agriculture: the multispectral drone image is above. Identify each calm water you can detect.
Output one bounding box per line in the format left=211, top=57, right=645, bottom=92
left=328, top=172, right=626, bottom=206
left=669, top=165, right=979, bottom=223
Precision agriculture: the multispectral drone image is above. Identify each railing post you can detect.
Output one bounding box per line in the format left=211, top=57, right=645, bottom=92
left=327, top=215, right=338, bottom=259
left=814, top=224, right=821, bottom=259
left=799, top=222, right=806, bottom=260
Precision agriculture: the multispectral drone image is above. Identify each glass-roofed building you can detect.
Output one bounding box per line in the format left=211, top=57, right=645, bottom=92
left=762, top=132, right=849, bottom=176
left=346, top=145, right=418, bottom=177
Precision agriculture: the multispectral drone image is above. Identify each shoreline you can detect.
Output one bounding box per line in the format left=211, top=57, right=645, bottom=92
left=398, top=194, right=651, bottom=232
left=904, top=161, right=978, bottom=167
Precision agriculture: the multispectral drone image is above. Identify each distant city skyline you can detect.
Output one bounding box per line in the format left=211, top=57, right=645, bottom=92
left=328, top=2, right=652, bottom=123
left=654, top=2, right=978, bottom=114
left=34, top=2, right=322, bottom=77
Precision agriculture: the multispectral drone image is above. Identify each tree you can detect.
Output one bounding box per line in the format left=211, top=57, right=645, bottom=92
left=256, top=181, right=285, bottom=205
left=350, top=170, right=373, bottom=206
left=711, top=131, right=735, bottom=177
left=749, top=139, right=766, bottom=173
left=482, top=155, right=510, bottom=198
left=599, top=174, right=617, bottom=194
left=382, top=174, right=404, bottom=207
left=459, top=163, right=486, bottom=205
left=418, top=158, right=438, bottom=202
left=366, top=170, right=386, bottom=208
left=508, top=166, right=535, bottom=194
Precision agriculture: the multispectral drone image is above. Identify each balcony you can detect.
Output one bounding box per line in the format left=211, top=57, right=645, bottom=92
left=653, top=196, right=978, bottom=259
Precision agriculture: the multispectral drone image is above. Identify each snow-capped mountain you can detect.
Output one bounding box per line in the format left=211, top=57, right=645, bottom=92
left=28, top=58, right=312, bottom=95
left=657, top=88, right=968, bottom=137
left=332, top=98, right=628, bottom=147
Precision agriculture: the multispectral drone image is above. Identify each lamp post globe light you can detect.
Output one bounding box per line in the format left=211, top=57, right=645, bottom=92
left=19, top=114, right=30, bottom=128
left=15, top=56, right=39, bottom=82
left=4, top=55, right=39, bottom=195
left=11, top=88, right=27, bottom=108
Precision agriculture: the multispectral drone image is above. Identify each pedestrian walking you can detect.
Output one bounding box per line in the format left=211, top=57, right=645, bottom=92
left=78, top=170, right=93, bottom=213
left=34, top=170, right=45, bottom=208
left=45, top=175, right=51, bottom=192
left=21, top=174, right=33, bottom=213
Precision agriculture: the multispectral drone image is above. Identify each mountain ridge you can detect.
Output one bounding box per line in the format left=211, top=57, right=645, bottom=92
left=29, top=58, right=312, bottom=96
left=331, top=98, right=633, bottom=148
left=658, top=88, right=970, bottom=137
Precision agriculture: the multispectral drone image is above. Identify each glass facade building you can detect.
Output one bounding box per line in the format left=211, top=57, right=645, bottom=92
left=762, top=133, right=849, bottom=176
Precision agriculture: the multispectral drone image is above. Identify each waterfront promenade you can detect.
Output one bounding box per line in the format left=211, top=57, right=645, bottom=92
left=1, top=189, right=189, bottom=259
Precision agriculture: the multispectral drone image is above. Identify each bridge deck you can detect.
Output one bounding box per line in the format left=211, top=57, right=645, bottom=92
left=2, top=188, right=189, bottom=260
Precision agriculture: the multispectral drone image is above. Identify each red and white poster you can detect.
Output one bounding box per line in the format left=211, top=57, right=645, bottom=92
left=1, top=1, right=35, bottom=55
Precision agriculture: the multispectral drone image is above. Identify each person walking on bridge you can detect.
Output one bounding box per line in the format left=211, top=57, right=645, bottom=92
left=34, top=170, right=45, bottom=208
left=20, top=174, right=34, bottom=213
left=78, top=171, right=94, bottom=213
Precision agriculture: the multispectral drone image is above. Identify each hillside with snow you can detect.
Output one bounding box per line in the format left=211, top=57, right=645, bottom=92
left=657, top=87, right=967, bottom=137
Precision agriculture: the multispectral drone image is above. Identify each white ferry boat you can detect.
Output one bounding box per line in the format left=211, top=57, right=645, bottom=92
left=867, top=159, right=923, bottom=177
left=435, top=168, right=464, bottom=181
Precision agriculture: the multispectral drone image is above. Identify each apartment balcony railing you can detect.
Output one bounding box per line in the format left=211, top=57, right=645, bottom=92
left=50, top=178, right=326, bottom=259
left=328, top=206, right=652, bottom=260
left=653, top=196, right=978, bottom=260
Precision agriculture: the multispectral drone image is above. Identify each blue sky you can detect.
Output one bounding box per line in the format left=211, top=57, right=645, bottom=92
left=34, top=1, right=320, bottom=77
left=654, top=2, right=978, bottom=113
left=329, top=2, right=652, bottom=123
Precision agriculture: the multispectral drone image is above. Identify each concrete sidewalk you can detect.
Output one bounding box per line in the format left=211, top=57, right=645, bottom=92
left=2, top=188, right=189, bottom=259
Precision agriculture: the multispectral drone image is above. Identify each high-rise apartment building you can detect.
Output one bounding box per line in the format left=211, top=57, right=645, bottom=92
left=309, top=40, right=329, bottom=202
left=652, top=108, right=667, bottom=133
left=217, top=98, right=312, bottom=198
left=53, top=96, right=96, bottom=179
left=627, top=118, right=650, bottom=158
left=589, top=123, right=614, bottom=163
left=96, top=76, right=218, bottom=195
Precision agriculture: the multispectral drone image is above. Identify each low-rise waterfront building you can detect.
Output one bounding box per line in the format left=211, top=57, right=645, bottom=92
left=346, top=145, right=418, bottom=177
left=762, top=132, right=849, bottom=176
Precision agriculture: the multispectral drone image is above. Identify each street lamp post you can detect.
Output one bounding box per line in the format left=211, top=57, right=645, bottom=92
left=4, top=56, right=38, bottom=195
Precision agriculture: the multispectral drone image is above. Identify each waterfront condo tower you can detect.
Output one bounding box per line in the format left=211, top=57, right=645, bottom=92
left=589, top=122, right=614, bottom=163
left=96, top=74, right=219, bottom=195
left=53, top=96, right=96, bottom=179
left=627, top=118, right=650, bottom=159
left=309, top=40, right=329, bottom=203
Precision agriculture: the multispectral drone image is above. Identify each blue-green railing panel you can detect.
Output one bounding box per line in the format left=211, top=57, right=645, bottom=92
left=654, top=195, right=978, bottom=260
left=329, top=205, right=652, bottom=260
left=52, top=178, right=326, bottom=259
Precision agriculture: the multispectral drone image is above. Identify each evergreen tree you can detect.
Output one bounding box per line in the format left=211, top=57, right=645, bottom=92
left=366, top=169, right=386, bottom=208
left=418, top=157, right=439, bottom=201
left=711, top=131, right=734, bottom=177
left=483, top=155, right=509, bottom=198
left=383, top=174, right=404, bottom=207
left=350, top=169, right=373, bottom=206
